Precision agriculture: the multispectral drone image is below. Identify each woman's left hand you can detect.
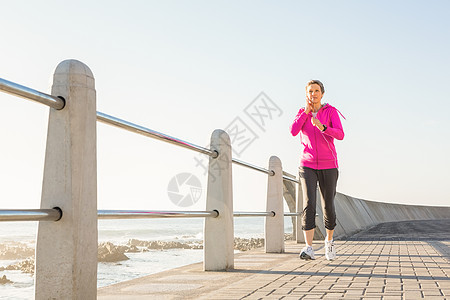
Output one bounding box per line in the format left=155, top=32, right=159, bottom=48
left=311, top=117, right=323, bottom=129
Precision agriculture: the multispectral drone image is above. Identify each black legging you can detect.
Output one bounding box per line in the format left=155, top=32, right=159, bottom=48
left=299, top=167, right=338, bottom=231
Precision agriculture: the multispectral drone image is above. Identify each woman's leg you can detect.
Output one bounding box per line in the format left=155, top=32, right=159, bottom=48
left=303, top=228, right=315, bottom=246
left=299, top=167, right=319, bottom=260
left=325, top=229, right=334, bottom=241
left=318, top=168, right=339, bottom=260
left=299, top=167, right=319, bottom=245
left=318, top=168, right=339, bottom=238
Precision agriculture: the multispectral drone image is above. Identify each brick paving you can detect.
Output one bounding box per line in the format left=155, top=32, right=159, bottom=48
left=98, top=219, right=450, bottom=299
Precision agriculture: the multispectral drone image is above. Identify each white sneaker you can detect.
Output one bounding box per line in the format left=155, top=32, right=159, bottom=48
left=299, top=245, right=315, bottom=260
left=325, top=240, right=336, bottom=260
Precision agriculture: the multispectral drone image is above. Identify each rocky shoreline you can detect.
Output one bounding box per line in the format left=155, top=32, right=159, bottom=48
left=1, top=236, right=295, bottom=284
left=0, top=243, right=34, bottom=260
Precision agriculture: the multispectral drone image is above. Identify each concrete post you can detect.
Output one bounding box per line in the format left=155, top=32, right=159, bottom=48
left=265, top=156, right=284, bottom=253
left=204, top=129, right=234, bottom=271
left=35, top=60, right=97, bottom=299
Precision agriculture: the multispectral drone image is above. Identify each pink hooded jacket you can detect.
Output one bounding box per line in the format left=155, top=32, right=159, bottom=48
left=290, top=103, right=344, bottom=170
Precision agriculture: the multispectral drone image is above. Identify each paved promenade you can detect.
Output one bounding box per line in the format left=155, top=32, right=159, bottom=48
left=98, top=219, right=450, bottom=299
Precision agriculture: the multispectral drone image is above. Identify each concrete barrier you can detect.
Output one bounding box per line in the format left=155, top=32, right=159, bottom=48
left=317, top=192, right=450, bottom=239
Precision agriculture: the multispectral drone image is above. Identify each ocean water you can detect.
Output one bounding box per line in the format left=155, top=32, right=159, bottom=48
left=0, top=217, right=294, bottom=299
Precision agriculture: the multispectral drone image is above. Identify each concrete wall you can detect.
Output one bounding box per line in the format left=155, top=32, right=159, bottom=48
left=314, top=192, right=450, bottom=239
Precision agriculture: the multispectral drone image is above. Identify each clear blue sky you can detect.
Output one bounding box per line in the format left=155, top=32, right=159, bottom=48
left=1, top=1, right=449, bottom=211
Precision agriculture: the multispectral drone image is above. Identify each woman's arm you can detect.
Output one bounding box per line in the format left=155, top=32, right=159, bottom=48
left=323, top=109, right=344, bottom=140
left=290, top=108, right=308, bottom=136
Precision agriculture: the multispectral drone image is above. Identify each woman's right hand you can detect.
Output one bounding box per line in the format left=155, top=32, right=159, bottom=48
left=304, top=98, right=313, bottom=114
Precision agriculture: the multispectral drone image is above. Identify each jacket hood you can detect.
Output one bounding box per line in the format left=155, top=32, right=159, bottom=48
left=321, top=103, right=346, bottom=120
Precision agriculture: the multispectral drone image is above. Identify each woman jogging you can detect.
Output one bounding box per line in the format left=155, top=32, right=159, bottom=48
left=290, top=80, right=345, bottom=261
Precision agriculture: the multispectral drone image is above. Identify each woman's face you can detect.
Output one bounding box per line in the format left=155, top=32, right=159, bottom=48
left=306, top=84, right=323, bottom=104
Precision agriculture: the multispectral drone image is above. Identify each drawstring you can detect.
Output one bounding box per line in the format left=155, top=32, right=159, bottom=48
left=335, top=108, right=346, bottom=120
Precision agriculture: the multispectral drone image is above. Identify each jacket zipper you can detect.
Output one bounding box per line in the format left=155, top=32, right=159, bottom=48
left=314, top=125, right=318, bottom=169
left=315, top=109, right=321, bottom=169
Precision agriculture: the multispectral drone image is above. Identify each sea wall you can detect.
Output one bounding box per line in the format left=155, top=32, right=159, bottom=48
left=314, top=192, right=450, bottom=239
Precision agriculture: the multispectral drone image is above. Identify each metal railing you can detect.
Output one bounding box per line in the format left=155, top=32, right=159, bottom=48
left=0, top=78, right=65, bottom=110
left=98, top=210, right=219, bottom=219
left=234, top=211, right=276, bottom=217
left=98, top=210, right=278, bottom=219
left=0, top=209, right=301, bottom=221
left=0, top=208, right=62, bottom=222
left=98, top=112, right=277, bottom=175
left=232, top=158, right=275, bottom=176
left=284, top=212, right=302, bottom=217
left=97, top=112, right=217, bottom=158
left=282, top=173, right=300, bottom=184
